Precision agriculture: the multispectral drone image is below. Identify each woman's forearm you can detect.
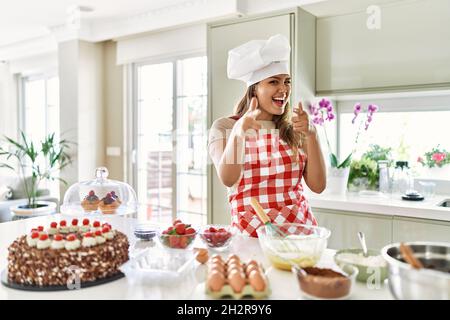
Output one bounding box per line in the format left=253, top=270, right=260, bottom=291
left=217, top=127, right=245, bottom=187
left=302, top=133, right=327, bottom=193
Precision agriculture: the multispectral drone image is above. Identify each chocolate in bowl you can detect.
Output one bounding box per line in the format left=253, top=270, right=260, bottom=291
left=292, top=265, right=358, bottom=299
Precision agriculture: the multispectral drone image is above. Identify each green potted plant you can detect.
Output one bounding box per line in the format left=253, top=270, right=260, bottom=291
left=0, top=131, right=72, bottom=218
left=348, top=144, right=393, bottom=191
left=417, top=145, right=450, bottom=180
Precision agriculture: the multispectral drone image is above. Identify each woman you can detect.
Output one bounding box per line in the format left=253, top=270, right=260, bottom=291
left=208, top=34, right=326, bottom=237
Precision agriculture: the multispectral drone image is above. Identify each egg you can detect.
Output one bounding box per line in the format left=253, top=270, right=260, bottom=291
left=227, top=254, right=240, bottom=263
left=248, top=270, right=266, bottom=292
left=207, top=270, right=225, bottom=292
left=227, top=269, right=246, bottom=293
left=196, top=253, right=209, bottom=264
left=211, top=254, right=223, bottom=262
left=245, top=263, right=260, bottom=275
left=209, top=262, right=225, bottom=273
left=211, top=255, right=225, bottom=265
left=194, top=248, right=209, bottom=264
left=227, top=261, right=242, bottom=271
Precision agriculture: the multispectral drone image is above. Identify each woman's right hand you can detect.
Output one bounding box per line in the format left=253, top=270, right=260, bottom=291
left=235, top=97, right=262, bottom=137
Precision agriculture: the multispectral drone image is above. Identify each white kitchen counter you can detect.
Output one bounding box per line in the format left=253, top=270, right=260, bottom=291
left=307, top=191, right=450, bottom=222
left=0, top=214, right=392, bottom=300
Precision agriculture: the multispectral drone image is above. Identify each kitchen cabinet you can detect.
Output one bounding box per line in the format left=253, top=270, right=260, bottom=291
left=313, top=208, right=393, bottom=250
left=312, top=207, right=450, bottom=250
left=208, top=8, right=316, bottom=224
left=392, top=217, right=450, bottom=243
left=316, top=0, right=450, bottom=94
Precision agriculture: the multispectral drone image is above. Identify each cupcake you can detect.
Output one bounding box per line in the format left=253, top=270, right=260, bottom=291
left=80, top=218, right=91, bottom=233
left=81, top=190, right=100, bottom=212
left=98, top=192, right=121, bottom=214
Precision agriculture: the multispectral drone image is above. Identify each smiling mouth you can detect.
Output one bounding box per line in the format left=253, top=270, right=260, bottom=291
left=272, top=97, right=285, bottom=107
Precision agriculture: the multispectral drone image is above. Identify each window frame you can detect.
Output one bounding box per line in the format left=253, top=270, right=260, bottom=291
left=18, top=70, right=60, bottom=196
left=334, top=91, right=450, bottom=161
left=129, top=52, right=207, bottom=222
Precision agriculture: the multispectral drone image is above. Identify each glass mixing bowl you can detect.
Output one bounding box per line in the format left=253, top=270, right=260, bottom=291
left=256, top=223, right=331, bottom=271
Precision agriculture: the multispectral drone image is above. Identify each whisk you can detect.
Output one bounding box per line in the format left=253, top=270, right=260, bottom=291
left=250, top=197, right=288, bottom=238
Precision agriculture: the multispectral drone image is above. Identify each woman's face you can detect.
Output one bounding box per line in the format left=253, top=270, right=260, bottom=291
left=254, top=74, right=291, bottom=119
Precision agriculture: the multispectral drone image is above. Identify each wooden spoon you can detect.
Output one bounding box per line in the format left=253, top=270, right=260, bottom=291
left=399, top=242, right=424, bottom=269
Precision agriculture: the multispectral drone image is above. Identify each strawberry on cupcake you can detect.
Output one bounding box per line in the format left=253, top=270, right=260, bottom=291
left=94, top=230, right=106, bottom=244
left=36, top=234, right=51, bottom=250
left=59, top=220, right=70, bottom=233
left=69, top=219, right=79, bottom=233
left=91, top=220, right=102, bottom=233
left=51, top=234, right=66, bottom=250
left=26, top=231, right=40, bottom=247
left=80, top=218, right=91, bottom=233
left=65, top=234, right=81, bottom=250
left=82, top=232, right=96, bottom=247
left=102, top=226, right=114, bottom=240
left=48, top=222, right=58, bottom=235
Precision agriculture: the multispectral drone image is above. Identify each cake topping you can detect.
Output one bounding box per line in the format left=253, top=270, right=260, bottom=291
left=67, top=234, right=76, bottom=241
left=95, top=230, right=102, bottom=237
left=102, top=193, right=115, bottom=205
left=93, top=221, right=101, bottom=228
left=31, top=232, right=40, bottom=239
left=39, top=234, right=49, bottom=241
left=60, top=220, right=67, bottom=227
left=103, top=223, right=112, bottom=229
left=54, top=234, right=63, bottom=241
left=84, top=232, right=94, bottom=238
left=85, top=190, right=99, bottom=201
left=37, top=226, right=44, bottom=232
left=102, top=226, right=111, bottom=233
left=71, top=219, right=78, bottom=226
left=82, top=218, right=90, bottom=226
left=50, top=222, right=58, bottom=228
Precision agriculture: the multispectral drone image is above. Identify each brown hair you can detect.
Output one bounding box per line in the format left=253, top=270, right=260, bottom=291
left=233, top=84, right=302, bottom=158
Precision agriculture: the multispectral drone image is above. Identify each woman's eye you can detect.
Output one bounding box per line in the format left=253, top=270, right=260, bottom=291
left=270, top=80, right=277, bottom=84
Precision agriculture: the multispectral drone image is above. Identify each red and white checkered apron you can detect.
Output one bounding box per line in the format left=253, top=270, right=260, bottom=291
left=229, top=127, right=317, bottom=238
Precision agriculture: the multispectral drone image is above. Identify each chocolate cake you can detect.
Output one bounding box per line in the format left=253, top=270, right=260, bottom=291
left=7, top=219, right=129, bottom=287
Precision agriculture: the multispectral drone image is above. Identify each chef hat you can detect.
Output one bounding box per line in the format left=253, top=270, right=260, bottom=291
left=227, top=34, right=291, bottom=87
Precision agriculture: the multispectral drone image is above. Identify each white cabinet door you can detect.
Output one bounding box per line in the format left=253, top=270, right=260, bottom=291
left=393, top=217, right=450, bottom=243
left=208, top=14, right=292, bottom=224
left=316, top=0, right=450, bottom=93
left=313, top=208, right=393, bottom=250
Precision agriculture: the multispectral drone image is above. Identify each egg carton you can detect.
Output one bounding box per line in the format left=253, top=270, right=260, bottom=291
left=205, top=273, right=271, bottom=299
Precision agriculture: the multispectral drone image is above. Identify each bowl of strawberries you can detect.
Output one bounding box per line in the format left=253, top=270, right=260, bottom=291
left=199, top=225, right=234, bottom=251
left=159, top=219, right=197, bottom=249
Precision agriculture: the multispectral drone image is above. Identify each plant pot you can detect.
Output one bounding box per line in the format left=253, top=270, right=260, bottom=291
left=324, top=167, right=350, bottom=195
left=420, top=166, right=450, bottom=180
left=10, top=200, right=57, bottom=220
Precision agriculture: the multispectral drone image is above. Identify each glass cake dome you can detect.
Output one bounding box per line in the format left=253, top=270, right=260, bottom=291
left=61, top=167, right=138, bottom=216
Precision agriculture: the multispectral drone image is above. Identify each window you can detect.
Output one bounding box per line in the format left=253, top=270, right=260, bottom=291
left=20, top=74, right=60, bottom=195
left=337, top=94, right=450, bottom=178
left=133, top=56, right=207, bottom=224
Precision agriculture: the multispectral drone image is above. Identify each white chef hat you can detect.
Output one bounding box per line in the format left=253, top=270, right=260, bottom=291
left=227, top=34, right=291, bottom=87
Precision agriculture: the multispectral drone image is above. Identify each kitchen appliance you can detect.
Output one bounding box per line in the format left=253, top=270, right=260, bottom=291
left=392, top=161, right=424, bottom=201
left=381, top=242, right=450, bottom=299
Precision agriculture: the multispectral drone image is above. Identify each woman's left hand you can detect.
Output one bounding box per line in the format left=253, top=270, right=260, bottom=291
left=292, top=102, right=316, bottom=137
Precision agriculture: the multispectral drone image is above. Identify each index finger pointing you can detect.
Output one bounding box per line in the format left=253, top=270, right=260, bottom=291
left=297, top=102, right=304, bottom=114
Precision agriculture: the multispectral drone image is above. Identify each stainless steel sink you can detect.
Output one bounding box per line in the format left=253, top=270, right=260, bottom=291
left=437, top=199, right=450, bottom=207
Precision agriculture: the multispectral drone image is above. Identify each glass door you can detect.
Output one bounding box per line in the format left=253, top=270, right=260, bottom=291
left=134, top=56, right=207, bottom=224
